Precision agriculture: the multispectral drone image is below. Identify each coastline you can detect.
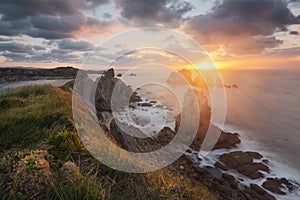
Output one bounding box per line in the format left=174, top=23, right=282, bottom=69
left=0, top=79, right=73, bottom=93
left=1, top=68, right=299, bottom=200
left=191, top=124, right=300, bottom=200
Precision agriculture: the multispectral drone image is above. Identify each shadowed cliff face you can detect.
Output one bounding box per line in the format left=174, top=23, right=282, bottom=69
left=95, top=68, right=177, bottom=152
left=94, top=68, right=212, bottom=153
left=172, top=69, right=212, bottom=151
left=95, top=69, right=132, bottom=112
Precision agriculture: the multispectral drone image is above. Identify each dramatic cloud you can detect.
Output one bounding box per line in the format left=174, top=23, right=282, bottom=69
left=0, top=37, right=12, bottom=42
left=0, top=0, right=114, bottom=39
left=0, top=42, right=45, bottom=53
left=223, top=36, right=283, bottom=54
left=2, top=49, right=83, bottom=63
left=114, top=0, right=194, bottom=27
left=182, top=0, right=300, bottom=54
left=57, top=40, right=95, bottom=51
left=272, top=46, right=300, bottom=55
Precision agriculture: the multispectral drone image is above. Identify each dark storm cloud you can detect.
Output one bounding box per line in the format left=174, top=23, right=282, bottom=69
left=0, top=37, right=12, bottom=42
left=0, top=42, right=45, bottom=53
left=0, top=0, right=77, bottom=21
left=0, top=0, right=109, bottom=20
left=1, top=52, right=28, bottom=62
left=57, top=40, right=95, bottom=51
left=224, top=36, right=283, bottom=54
left=2, top=49, right=83, bottom=63
left=0, top=0, right=113, bottom=39
left=114, top=0, right=194, bottom=27
left=30, top=52, right=81, bottom=63
left=183, top=0, right=300, bottom=54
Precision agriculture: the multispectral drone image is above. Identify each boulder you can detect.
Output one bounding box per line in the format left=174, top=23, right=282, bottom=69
left=222, top=173, right=238, bottom=189
left=129, top=92, right=142, bottom=102
left=219, top=151, right=269, bottom=179
left=213, top=132, right=241, bottom=150
left=237, top=163, right=269, bottom=179
left=262, top=177, right=297, bottom=195
left=214, top=162, right=229, bottom=171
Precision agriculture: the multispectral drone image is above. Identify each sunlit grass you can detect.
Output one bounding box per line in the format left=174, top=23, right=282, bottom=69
left=0, top=84, right=217, bottom=200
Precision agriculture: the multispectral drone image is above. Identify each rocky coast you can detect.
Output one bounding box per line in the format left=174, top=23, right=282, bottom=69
left=92, top=68, right=299, bottom=200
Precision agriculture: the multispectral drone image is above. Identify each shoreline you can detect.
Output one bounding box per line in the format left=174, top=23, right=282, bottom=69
left=2, top=68, right=299, bottom=199
left=188, top=126, right=300, bottom=200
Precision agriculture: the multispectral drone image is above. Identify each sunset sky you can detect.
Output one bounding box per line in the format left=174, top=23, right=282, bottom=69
left=0, top=0, right=300, bottom=70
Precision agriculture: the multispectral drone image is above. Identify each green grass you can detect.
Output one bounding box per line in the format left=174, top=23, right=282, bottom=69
left=0, top=85, right=72, bottom=153
left=0, top=84, right=218, bottom=200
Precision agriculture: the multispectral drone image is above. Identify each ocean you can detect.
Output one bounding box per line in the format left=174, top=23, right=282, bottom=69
left=220, top=69, right=300, bottom=181
left=116, top=68, right=300, bottom=199
left=113, top=68, right=300, bottom=179
left=1, top=70, right=300, bottom=197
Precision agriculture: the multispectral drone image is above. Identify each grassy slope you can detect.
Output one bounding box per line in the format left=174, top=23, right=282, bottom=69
left=0, top=84, right=217, bottom=200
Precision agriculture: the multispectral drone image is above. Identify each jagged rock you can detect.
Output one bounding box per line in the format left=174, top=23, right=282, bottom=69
left=214, top=162, right=229, bottom=171
left=242, top=184, right=276, bottom=200
left=219, top=151, right=263, bottom=168
left=250, top=184, right=276, bottom=200
left=237, top=163, right=269, bottom=179
left=130, top=92, right=142, bottom=102
left=109, top=119, right=175, bottom=153
left=222, top=173, right=238, bottom=189
left=262, top=177, right=297, bottom=195
left=167, top=69, right=211, bottom=151
left=95, top=69, right=132, bottom=111
left=213, top=132, right=241, bottom=150
left=175, top=93, right=211, bottom=151
left=140, top=102, right=153, bottom=107
left=219, top=151, right=269, bottom=179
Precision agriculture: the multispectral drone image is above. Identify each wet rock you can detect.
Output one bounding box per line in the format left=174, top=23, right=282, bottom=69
left=243, top=184, right=276, bottom=200
left=214, top=162, right=229, bottom=171
left=140, top=102, right=153, bottom=107
left=130, top=92, right=142, bottom=102
left=222, top=173, right=238, bottom=189
left=192, top=166, right=207, bottom=175
left=262, top=177, right=297, bottom=195
left=219, top=151, right=269, bottom=179
left=213, top=132, right=241, bottom=150
left=250, top=184, right=275, bottom=200
left=237, top=163, right=269, bottom=179
left=219, top=151, right=262, bottom=168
